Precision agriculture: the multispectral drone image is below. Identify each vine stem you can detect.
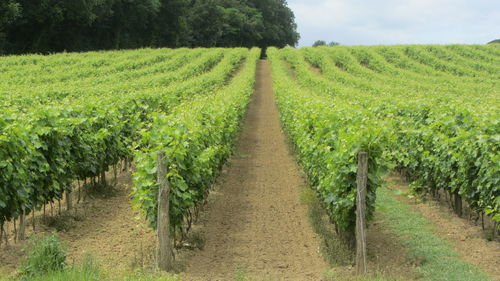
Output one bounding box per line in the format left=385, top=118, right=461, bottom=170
left=13, top=218, right=17, bottom=243
left=0, top=221, right=4, bottom=246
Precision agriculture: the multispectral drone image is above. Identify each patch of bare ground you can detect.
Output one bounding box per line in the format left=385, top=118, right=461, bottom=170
left=386, top=173, right=500, bottom=281
left=0, top=167, right=158, bottom=279
left=180, top=60, right=327, bottom=281
left=60, top=169, right=157, bottom=276
left=308, top=64, right=322, bottom=75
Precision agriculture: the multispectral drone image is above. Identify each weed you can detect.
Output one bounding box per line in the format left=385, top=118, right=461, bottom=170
left=19, top=233, right=66, bottom=277
left=234, top=267, right=250, bottom=281
left=188, top=232, right=206, bottom=250
left=42, top=213, right=76, bottom=232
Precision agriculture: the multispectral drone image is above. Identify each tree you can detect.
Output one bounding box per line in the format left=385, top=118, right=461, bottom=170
left=328, top=41, right=339, bottom=46
left=187, top=0, right=264, bottom=47
left=249, top=0, right=299, bottom=48
left=0, top=0, right=300, bottom=54
left=151, top=0, right=190, bottom=48
left=0, top=0, right=22, bottom=52
left=2, top=0, right=160, bottom=53
left=313, top=40, right=326, bottom=47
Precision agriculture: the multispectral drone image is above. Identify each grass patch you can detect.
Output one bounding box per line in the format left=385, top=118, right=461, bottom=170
left=8, top=233, right=179, bottom=281
left=300, top=188, right=352, bottom=266
left=323, top=270, right=402, bottom=281
left=113, top=271, right=180, bottom=281
left=16, top=254, right=100, bottom=281
left=234, top=268, right=250, bottom=281
left=19, top=233, right=67, bottom=277
left=13, top=264, right=180, bottom=281
left=376, top=187, right=491, bottom=281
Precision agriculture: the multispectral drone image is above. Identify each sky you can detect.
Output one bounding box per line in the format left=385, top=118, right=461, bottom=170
left=288, top=0, right=500, bottom=47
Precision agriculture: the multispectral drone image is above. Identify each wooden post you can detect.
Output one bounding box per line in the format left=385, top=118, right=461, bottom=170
left=32, top=210, right=35, bottom=231
left=356, top=152, right=368, bottom=275
left=19, top=206, right=26, bottom=240
left=13, top=218, right=17, bottom=243
left=0, top=222, right=3, bottom=246
left=157, top=151, right=173, bottom=271
left=100, top=170, right=107, bottom=187
left=453, top=192, right=462, bottom=217
left=66, top=188, right=73, bottom=211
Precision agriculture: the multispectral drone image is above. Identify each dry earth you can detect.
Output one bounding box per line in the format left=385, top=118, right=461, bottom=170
left=180, top=60, right=328, bottom=280
left=0, top=168, right=158, bottom=279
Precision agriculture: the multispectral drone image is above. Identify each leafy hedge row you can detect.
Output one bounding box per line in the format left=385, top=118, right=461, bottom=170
left=268, top=48, right=391, bottom=233
left=278, top=45, right=499, bottom=224
left=0, top=48, right=248, bottom=225
left=1, top=48, right=214, bottom=110
left=325, top=45, right=499, bottom=222
left=132, top=48, right=260, bottom=231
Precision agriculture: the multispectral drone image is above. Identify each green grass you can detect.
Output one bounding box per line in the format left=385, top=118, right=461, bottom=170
left=323, top=270, right=403, bottom=281
left=13, top=267, right=180, bottom=281
left=376, top=187, right=491, bottom=281
left=18, top=233, right=67, bottom=277
left=15, top=255, right=100, bottom=281
left=11, top=263, right=180, bottom=281
left=5, top=233, right=180, bottom=281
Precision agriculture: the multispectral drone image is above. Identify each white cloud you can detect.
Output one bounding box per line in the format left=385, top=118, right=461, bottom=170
left=288, top=0, right=500, bottom=46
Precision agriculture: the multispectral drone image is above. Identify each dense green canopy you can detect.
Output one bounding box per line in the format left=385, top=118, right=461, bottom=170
left=0, top=0, right=299, bottom=54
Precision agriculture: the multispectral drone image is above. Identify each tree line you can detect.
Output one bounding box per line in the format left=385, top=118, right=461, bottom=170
left=0, top=0, right=299, bottom=54
left=312, top=40, right=339, bottom=47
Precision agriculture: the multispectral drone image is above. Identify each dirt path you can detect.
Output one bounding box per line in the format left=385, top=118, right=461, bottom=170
left=181, top=60, right=327, bottom=280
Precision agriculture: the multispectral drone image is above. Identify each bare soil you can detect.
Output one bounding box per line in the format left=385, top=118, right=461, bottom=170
left=386, top=174, right=500, bottom=280
left=60, top=170, right=158, bottom=276
left=180, top=60, right=328, bottom=280
left=0, top=168, right=158, bottom=279
left=308, top=64, right=322, bottom=75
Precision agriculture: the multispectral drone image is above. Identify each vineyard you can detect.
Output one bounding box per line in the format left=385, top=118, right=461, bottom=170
left=268, top=45, right=499, bottom=235
left=0, top=47, right=259, bottom=237
left=0, top=44, right=499, bottom=280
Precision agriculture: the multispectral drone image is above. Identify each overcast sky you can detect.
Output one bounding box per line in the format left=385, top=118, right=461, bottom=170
left=288, top=0, right=500, bottom=47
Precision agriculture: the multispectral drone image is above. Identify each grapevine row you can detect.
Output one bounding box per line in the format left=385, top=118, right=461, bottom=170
left=131, top=48, right=260, bottom=234
left=269, top=45, right=499, bottom=233
left=0, top=48, right=249, bottom=227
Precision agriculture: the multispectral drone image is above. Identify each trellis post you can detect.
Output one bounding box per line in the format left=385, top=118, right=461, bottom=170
left=356, top=152, right=368, bottom=275
left=157, top=151, right=173, bottom=271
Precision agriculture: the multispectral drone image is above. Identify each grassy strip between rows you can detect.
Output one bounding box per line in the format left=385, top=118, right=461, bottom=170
left=6, top=258, right=180, bottom=281
left=376, top=187, right=491, bottom=281
left=300, top=185, right=492, bottom=281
